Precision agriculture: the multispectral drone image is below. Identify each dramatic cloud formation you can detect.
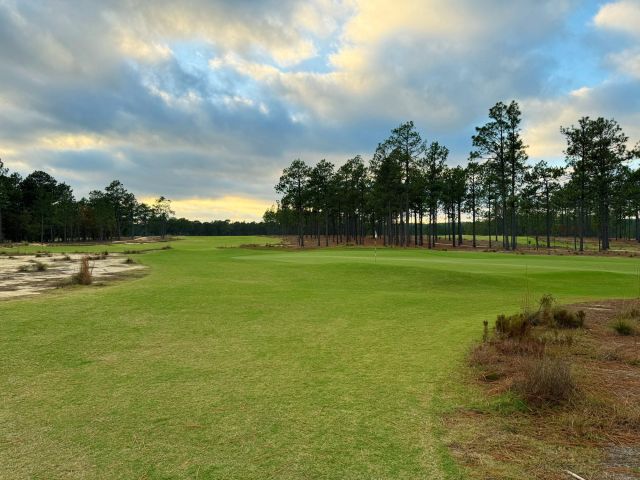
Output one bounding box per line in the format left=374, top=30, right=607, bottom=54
left=0, top=0, right=639, bottom=220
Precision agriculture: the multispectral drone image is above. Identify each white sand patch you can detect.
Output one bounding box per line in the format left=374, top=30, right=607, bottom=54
left=0, top=253, right=145, bottom=299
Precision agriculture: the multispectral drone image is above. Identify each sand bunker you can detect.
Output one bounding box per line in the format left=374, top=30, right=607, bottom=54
left=0, top=253, right=145, bottom=299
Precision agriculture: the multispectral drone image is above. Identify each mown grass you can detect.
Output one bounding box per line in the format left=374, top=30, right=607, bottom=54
left=1, top=236, right=639, bottom=479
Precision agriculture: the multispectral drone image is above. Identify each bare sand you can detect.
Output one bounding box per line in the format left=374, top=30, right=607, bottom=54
left=0, top=253, right=144, bottom=299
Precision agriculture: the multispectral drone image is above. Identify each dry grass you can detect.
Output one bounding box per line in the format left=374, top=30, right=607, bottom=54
left=446, top=298, right=640, bottom=479
left=611, top=317, right=635, bottom=336
left=72, top=256, right=93, bottom=285
left=515, top=356, right=576, bottom=406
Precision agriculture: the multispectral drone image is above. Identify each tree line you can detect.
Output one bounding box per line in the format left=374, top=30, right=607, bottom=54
left=271, top=101, right=640, bottom=251
left=0, top=161, right=285, bottom=242
left=0, top=164, right=177, bottom=242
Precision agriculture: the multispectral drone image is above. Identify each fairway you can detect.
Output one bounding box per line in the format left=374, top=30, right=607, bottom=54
left=1, top=237, right=638, bottom=479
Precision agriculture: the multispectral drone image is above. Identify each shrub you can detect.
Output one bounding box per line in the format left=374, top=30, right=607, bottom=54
left=515, top=356, right=576, bottom=406
left=538, top=294, right=556, bottom=325
left=72, top=257, right=93, bottom=285
left=553, top=307, right=584, bottom=328
left=123, top=257, right=135, bottom=264
left=495, top=313, right=530, bottom=338
left=17, top=264, right=30, bottom=273
left=34, top=261, right=48, bottom=272
left=611, top=318, right=634, bottom=336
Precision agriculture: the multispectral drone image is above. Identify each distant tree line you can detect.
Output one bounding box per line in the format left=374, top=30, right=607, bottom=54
left=0, top=163, right=273, bottom=242
left=0, top=163, right=177, bottom=242
left=271, top=101, right=640, bottom=251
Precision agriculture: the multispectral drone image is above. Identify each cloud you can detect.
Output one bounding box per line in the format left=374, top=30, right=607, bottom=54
left=0, top=0, right=639, bottom=221
left=149, top=196, right=274, bottom=222
left=594, top=0, right=640, bottom=37
left=593, top=1, right=640, bottom=79
left=522, top=81, right=640, bottom=160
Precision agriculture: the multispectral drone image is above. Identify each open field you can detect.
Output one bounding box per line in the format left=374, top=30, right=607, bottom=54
left=1, top=236, right=639, bottom=479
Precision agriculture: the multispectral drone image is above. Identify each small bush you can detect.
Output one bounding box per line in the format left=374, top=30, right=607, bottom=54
left=553, top=307, right=584, bottom=328
left=34, top=261, right=48, bottom=272
left=611, top=318, right=634, bottom=336
left=72, top=257, right=93, bottom=285
left=17, top=264, right=30, bottom=273
left=123, top=257, right=135, bottom=264
left=495, top=313, right=530, bottom=338
left=515, top=356, right=576, bottom=406
left=538, top=294, right=556, bottom=325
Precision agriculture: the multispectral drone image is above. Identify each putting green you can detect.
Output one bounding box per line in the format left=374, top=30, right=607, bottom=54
left=1, top=237, right=637, bottom=479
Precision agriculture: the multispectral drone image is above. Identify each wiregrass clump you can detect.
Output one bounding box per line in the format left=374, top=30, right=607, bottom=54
left=34, top=261, right=48, bottom=272
left=515, top=356, right=577, bottom=406
left=17, top=261, right=48, bottom=273
left=72, top=257, right=93, bottom=285
left=552, top=307, right=585, bottom=328
left=611, top=317, right=635, bottom=336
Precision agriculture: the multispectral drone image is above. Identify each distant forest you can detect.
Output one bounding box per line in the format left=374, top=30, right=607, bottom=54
left=2, top=100, right=638, bottom=247
left=270, top=101, right=640, bottom=251
left=0, top=164, right=270, bottom=242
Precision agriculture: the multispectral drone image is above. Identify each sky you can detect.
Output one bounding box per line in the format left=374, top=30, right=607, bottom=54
left=1, top=0, right=640, bottom=221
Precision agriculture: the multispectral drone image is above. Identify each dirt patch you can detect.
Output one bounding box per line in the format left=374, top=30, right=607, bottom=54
left=0, top=253, right=145, bottom=299
left=444, top=298, right=640, bottom=480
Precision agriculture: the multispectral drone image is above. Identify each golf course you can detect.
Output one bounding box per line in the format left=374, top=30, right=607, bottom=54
left=1, top=236, right=638, bottom=479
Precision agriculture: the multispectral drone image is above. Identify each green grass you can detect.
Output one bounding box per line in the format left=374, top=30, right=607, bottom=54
left=1, top=236, right=639, bottom=479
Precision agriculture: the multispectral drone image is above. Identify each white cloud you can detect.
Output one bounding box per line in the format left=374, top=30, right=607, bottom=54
left=608, top=48, right=640, bottom=78
left=1, top=0, right=640, bottom=219
left=594, top=0, right=640, bottom=37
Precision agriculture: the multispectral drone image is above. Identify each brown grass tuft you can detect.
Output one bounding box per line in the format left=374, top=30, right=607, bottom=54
left=72, top=257, right=93, bottom=285
left=515, top=356, right=577, bottom=406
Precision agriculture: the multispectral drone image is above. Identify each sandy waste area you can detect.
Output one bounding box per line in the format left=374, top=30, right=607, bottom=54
left=0, top=253, right=144, bottom=299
